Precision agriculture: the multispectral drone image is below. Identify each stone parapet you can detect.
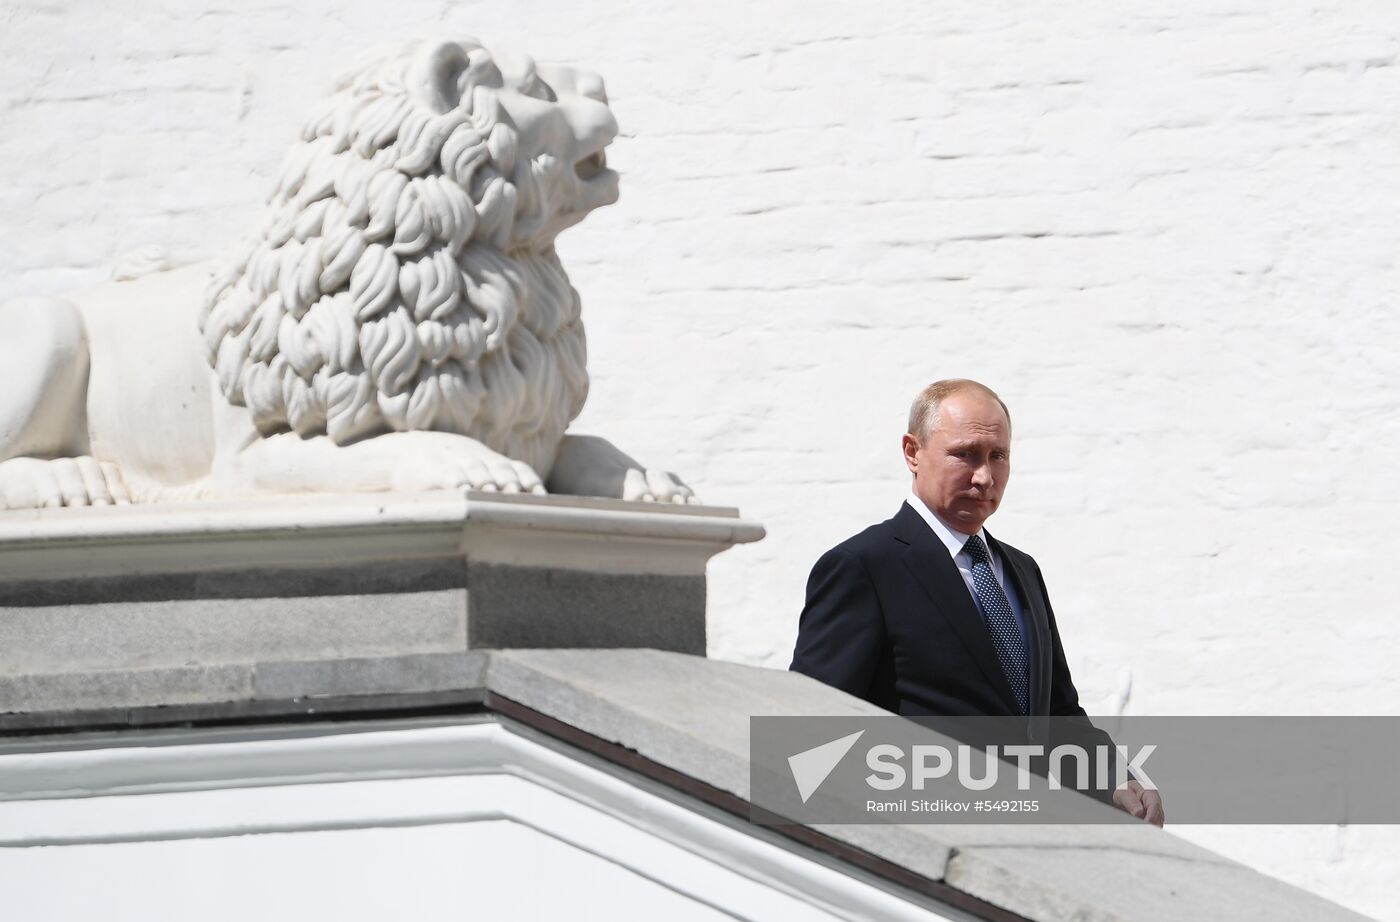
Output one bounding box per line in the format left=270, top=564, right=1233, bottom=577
left=0, top=648, right=1370, bottom=922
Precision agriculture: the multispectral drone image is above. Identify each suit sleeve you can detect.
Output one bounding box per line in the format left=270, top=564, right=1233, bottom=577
left=1035, top=561, right=1091, bottom=719
left=790, top=547, right=885, bottom=700
left=1034, top=561, right=1124, bottom=800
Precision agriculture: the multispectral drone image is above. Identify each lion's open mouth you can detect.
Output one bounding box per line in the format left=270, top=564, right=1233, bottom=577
left=574, top=150, right=607, bottom=181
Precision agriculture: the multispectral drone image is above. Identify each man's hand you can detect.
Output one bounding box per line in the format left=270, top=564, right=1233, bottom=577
left=1113, top=780, right=1165, bottom=827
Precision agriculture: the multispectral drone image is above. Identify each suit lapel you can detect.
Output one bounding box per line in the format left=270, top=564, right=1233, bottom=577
left=892, top=504, right=1021, bottom=714
left=989, top=531, right=1051, bottom=716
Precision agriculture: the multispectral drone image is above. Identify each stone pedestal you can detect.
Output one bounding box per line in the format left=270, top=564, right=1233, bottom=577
left=0, top=492, right=763, bottom=715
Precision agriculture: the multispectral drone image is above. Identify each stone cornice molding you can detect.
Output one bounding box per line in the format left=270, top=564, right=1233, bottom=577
left=0, top=492, right=765, bottom=580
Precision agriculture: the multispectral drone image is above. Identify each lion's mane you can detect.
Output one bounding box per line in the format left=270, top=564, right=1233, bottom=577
left=199, top=41, right=588, bottom=477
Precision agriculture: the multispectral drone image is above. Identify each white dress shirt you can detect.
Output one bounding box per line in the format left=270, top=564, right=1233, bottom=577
left=904, top=491, right=1030, bottom=645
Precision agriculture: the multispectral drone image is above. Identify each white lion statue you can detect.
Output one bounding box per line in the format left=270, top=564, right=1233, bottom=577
left=0, top=39, right=693, bottom=509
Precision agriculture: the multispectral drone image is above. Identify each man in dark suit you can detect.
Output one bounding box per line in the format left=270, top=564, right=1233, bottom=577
left=791, top=379, right=1163, bottom=825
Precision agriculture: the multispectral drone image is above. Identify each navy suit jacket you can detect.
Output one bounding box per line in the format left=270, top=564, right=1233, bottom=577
left=791, top=502, right=1092, bottom=720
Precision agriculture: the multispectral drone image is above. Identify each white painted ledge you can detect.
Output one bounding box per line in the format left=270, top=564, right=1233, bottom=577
left=0, top=719, right=955, bottom=922
left=0, top=491, right=765, bottom=579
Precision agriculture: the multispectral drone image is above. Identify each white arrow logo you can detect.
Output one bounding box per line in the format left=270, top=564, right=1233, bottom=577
left=788, top=730, right=865, bottom=803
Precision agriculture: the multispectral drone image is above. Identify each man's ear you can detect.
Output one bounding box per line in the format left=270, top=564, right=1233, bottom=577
left=902, top=433, right=921, bottom=474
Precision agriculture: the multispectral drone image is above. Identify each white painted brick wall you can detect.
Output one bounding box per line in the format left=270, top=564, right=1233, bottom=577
left=2, top=1, right=1397, bottom=916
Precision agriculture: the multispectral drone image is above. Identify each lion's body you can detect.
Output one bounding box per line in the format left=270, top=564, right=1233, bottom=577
left=0, top=40, right=696, bottom=509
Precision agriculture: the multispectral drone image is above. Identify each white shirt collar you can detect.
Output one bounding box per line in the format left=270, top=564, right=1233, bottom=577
left=906, top=490, right=987, bottom=559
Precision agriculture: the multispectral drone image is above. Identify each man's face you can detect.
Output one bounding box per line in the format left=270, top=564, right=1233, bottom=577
left=903, top=391, right=1011, bottom=535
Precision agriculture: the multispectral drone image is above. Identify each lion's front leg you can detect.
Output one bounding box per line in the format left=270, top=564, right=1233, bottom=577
left=213, top=430, right=545, bottom=496
left=385, top=432, right=546, bottom=494
left=546, top=434, right=696, bottom=504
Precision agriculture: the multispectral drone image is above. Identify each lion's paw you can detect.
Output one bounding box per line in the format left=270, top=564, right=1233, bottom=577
left=390, top=442, right=546, bottom=495
left=621, top=468, right=698, bottom=504
left=0, top=457, right=132, bottom=510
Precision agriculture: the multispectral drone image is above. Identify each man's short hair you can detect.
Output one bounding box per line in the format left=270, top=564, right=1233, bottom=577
left=907, top=379, right=1011, bottom=440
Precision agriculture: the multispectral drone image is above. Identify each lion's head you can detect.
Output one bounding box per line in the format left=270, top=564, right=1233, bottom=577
left=199, top=39, right=620, bottom=477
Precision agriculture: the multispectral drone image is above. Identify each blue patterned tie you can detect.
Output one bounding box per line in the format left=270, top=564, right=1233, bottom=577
left=962, top=535, right=1029, bottom=714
